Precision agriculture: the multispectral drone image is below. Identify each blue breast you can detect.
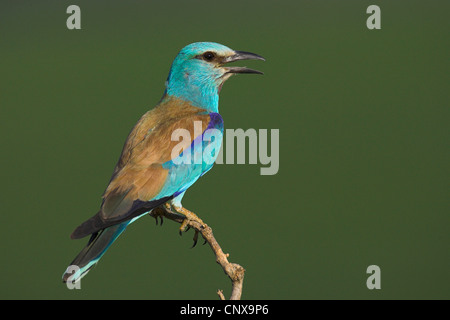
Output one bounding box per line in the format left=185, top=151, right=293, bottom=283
left=158, top=113, right=224, bottom=198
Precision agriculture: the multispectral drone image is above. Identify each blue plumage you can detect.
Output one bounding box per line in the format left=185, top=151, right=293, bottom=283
left=165, top=42, right=234, bottom=112
left=62, top=42, right=264, bottom=284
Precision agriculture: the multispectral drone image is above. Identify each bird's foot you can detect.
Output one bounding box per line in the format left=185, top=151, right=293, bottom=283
left=163, top=203, right=206, bottom=247
left=177, top=206, right=205, bottom=233
left=149, top=207, right=165, bottom=226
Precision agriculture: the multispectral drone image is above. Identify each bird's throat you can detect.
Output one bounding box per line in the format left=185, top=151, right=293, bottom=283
left=166, top=81, right=220, bottom=113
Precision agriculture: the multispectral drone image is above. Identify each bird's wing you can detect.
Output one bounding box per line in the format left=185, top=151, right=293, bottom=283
left=71, top=101, right=222, bottom=239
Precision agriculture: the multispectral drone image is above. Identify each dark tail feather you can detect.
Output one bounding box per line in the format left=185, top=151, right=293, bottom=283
left=62, top=222, right=128, bottom=283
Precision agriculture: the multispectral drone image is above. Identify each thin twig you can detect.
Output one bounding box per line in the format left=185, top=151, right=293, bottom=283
left=217, top=289, right=226, bottom=300
left=150, top=206, right=245, bottom=300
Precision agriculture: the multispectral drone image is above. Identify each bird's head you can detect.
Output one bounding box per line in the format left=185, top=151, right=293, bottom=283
left=164, top=42, right=265, bottom=112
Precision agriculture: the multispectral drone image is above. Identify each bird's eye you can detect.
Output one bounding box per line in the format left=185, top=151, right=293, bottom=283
left=202, top=51, right=215, bottom=61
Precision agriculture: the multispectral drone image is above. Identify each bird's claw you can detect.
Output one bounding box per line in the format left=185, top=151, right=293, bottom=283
left=161, top=202, right=207, bottom=247
left=149, top=208, right=165, bottom=226
left=179, top=222, right=200, bottom=248
left=154, top=215, right=164, bottom=226
left=191, top=230, right=207, bottom=248
left=179, top=218, right=190, bottom=235
left=175, top=207, right=207, bottom=248
left=176, top=207, right=205, bottom=232
left=192, top=230, right=199, bottom=248
left=179, top=224, right=190, bottom=236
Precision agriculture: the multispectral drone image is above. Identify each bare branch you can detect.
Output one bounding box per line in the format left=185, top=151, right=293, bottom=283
left=150, top=206, right=245, bottom=300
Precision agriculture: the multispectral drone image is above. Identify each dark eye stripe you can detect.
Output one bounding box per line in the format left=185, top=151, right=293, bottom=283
left=194, top=51, right=216, bottom=62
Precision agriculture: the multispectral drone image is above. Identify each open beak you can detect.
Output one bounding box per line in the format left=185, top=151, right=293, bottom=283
left=222, top=51, right=265, bottom=75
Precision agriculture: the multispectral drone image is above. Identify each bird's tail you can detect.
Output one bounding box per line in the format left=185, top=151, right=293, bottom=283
left=62, top=222, right=128, bottom=284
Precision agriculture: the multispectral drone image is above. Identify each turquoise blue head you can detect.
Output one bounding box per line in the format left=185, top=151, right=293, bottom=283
left=164, top=42, right=265, bottom=112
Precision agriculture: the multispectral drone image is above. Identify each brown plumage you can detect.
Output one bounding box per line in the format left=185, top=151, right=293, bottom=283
left=70, top=96, right=211, bottom=239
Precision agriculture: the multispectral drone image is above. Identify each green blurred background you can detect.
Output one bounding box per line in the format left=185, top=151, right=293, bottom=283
left=1, top=0, right=448, bottom=299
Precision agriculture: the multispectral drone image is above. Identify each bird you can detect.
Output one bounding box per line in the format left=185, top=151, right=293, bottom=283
left=62, top=42, right=264, bottom=283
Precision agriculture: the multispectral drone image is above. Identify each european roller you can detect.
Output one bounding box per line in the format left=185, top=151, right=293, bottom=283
left=62, top=42, right=264, bottom=283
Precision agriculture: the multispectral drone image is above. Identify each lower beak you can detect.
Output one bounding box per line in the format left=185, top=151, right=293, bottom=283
left=223, top=51, right=265, bottom=75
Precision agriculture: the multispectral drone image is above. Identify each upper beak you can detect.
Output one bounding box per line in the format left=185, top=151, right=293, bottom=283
left=222, top=51, right=265, bottom=75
